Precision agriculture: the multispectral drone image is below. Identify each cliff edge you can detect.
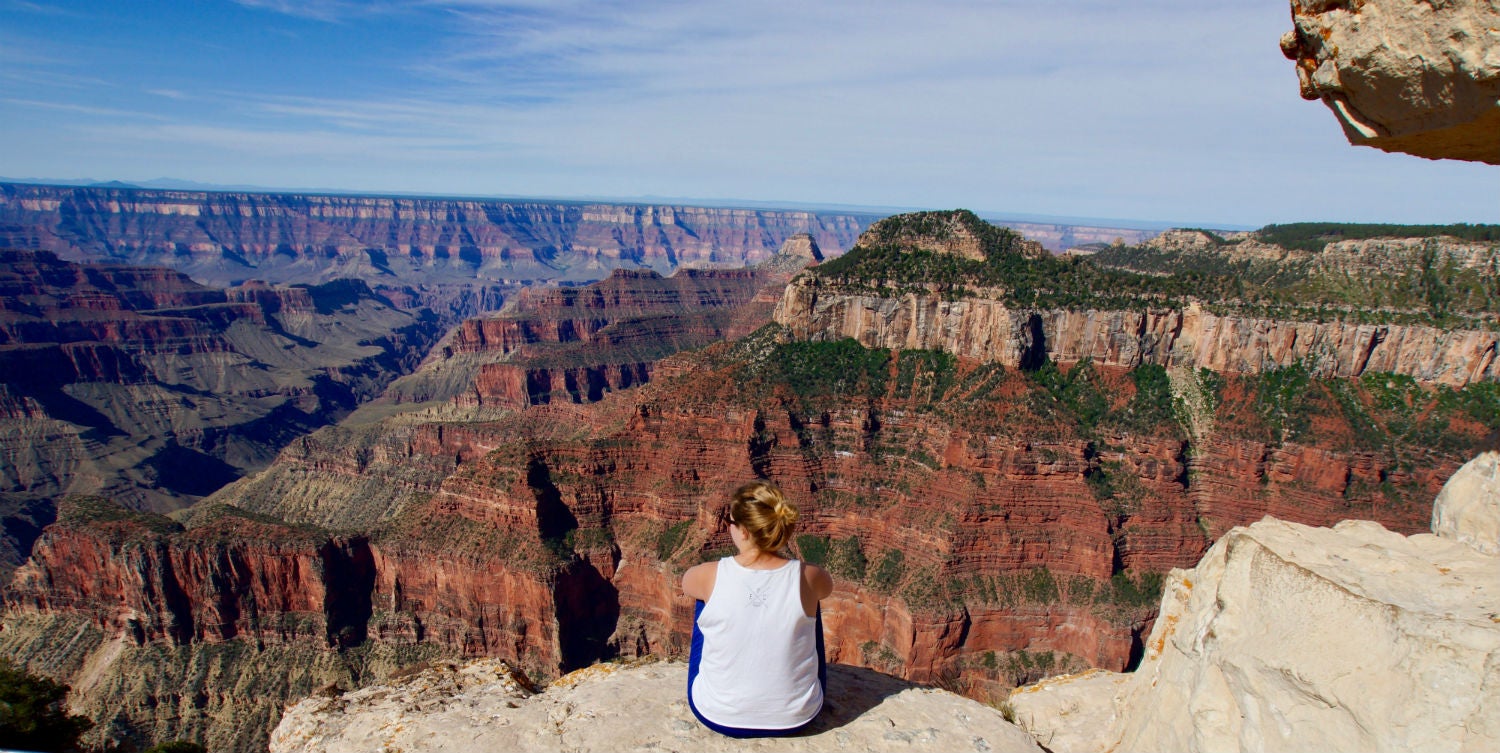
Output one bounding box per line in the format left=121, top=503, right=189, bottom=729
left=1009, top=451, right=1500, bottom=753
left=270, top=660, right=1042, bottom=753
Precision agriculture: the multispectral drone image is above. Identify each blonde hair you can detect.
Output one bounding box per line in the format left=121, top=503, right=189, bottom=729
left=728, top=481, right=799, bottom=553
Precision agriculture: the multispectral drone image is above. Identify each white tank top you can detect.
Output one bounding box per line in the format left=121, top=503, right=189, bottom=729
left=690, top=557, right=822, bottom=729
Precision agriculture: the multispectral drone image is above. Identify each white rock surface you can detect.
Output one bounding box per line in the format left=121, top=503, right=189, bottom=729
left=1009, top=516, right=1500, bottom=753
left=271, top=658, right=1042, bottom=753
left=1433, top=451, right=1500, bottom=555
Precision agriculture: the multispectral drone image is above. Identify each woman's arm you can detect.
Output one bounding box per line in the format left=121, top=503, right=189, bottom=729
left=803, top=563, right=833, bottom=600
left=682, top=561, right=717, bottom=602
left=799, top=562, right=834, bottom=616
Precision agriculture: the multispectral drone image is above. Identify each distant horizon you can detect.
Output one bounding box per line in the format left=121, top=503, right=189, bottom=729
left=0, top=175, right=1297, bottom=235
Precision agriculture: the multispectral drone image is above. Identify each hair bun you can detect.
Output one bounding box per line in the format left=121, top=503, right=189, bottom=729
left=773, top=500, right=798, bottom=524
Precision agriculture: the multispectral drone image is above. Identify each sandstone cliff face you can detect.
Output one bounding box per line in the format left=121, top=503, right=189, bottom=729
left=775, top=283, right=1499, bottom=387
left=1009, top=453, right=1500, bottom=752
left=1281, top=0, right=1500, bottom=164
left=0, top=497, right=566, bottom=752
left=0, top=183, right=870, bottom=287
left=11, top=212, right=1497, bottom=750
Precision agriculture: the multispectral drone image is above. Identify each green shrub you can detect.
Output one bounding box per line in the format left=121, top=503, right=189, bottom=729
left=827, top=536, right=867, bottom=580
left=795, top=534, right=830, bottom=566
left=656, top=520, right=692, bottom=561
left=1022, top=567, right=1059, bottom=603
left=0, top=658, right=93, bottom=752
left=870, top=548, right=906, bottom=592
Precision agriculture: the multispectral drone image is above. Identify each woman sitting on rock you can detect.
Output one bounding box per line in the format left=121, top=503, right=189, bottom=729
left=681, top=480, right=834, bottom=737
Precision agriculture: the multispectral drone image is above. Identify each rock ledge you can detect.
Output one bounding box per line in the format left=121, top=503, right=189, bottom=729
left=270, top=659, right=1042, bottom=753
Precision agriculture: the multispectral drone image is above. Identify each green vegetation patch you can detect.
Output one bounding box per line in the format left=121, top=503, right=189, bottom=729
left=826, top=536, right=867, bottom=581
left=795, top=534, right=830, bottom=566
left=814, top=210, right=1213, bottom=308
left=655, top=520, right=693, bottom=561
left=56, top=496, right=183, bottom=536
left=1256, top=222, right=1500, bottom=253
left=1254, top=362, right=1315, bottom=444
left=0, top=657, right=93, bottom=752
left=869, top=548, right=905, bottom=593
left=747, top=338, right=891, bottom=410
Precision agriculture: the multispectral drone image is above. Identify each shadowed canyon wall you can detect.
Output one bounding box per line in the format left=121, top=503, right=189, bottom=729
left=0, top=250, right=491, bottom=581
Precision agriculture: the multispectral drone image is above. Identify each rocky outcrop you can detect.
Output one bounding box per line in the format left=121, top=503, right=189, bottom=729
left=1281, top=0, right=1500, bottom=164
left=11, top=213, right=1497, bottom=750
left=387, top=239, right=820, bottom=410
left=1009, top=454, right=1500, bottom=752
left=270, top=659, right=1044, bottom=753
left=1431, top=450, right=1500, bottom=555
left=0, top=183, right=870, bottom=287
left=775, top=286, right=1500, bottom=386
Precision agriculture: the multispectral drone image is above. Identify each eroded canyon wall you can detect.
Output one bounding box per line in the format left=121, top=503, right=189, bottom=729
left=0, top=250, right=472, bottom=577
left=775, top=286, right=1500, bottom=387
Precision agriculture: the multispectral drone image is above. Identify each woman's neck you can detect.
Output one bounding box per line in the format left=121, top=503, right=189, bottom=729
left=733, top=545, right=785, bottom=570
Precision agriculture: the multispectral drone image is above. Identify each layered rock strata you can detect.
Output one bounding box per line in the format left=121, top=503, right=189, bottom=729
left=0, top=250, right=457, bottom=565
left=1281, top=0, right=1500, bottom=164
left=1009, top=453, right=1500, bottom=752
left=386, top=237, right=821, bottom=410
left=9, top=213, right=1497, bottom=749
left=269, top=659, right=1044, bottom=753
left=775, top=288, right=1500, bottom=387
left=0, top=183, right=870, bottom=286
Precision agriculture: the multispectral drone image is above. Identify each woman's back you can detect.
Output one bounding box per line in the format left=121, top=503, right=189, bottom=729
left=689, top=557, right=822, bottom=730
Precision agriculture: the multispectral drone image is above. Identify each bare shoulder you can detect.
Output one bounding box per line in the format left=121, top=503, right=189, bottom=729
left=801, top=562, right=834, bottom=600
left=682, top=560, right=718, bottom=601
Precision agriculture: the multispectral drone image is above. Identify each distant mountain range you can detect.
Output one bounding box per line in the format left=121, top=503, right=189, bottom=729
left=0, top=176, right=1238, bottom=236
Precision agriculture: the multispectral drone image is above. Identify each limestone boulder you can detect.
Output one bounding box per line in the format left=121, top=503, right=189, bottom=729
left=1281, top=0, right=1500, bottom=164
left=1009, top=516, right=1500, bottom=753
left=270, top=659, right=1043, bottom=753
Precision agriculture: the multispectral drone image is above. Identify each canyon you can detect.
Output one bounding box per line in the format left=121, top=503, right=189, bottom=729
left=0, top=249, right=502, bottom=583
left=4, top=211, right=1496, bottom=751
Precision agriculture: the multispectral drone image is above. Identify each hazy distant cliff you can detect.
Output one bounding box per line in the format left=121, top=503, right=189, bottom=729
left=0, top=183, right=871, bottom=286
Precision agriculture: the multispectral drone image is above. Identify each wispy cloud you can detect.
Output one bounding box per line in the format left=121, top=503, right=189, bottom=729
left=2, top=0, right=88, bottom=18
left=230, top=0, right=387, bottom=22
left=3, top=97, right=168, bottom=120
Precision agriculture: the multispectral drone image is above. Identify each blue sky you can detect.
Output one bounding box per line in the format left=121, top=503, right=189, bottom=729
left=1, top=0, right=1495, bottom=227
